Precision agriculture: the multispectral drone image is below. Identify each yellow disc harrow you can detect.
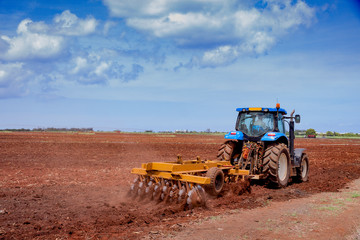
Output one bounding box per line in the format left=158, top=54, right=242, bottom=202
left=130, top=156, right=253, bottom=208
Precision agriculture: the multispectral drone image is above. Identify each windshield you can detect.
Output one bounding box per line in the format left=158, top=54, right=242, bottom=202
left=236, top=112, right=275, bottom=137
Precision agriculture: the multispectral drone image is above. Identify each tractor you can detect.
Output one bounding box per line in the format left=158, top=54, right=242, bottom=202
left=217, top=103, right=309, bottom=187
left=129, top=104, right=309, bottom=208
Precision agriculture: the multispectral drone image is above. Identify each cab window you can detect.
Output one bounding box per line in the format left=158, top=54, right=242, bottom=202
left=278, top=113, right=285, bottom=134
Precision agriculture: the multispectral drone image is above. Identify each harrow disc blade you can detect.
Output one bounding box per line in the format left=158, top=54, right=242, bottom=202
left=145, top=180, right=155, bottom=199
left=129, top=178, right=208, bottom=209
left=153, top=183, right=162, bottom=201
left=168, top=185, right=179, bottom=203
left=178, top=186, right=186, bottom=203
left=137, top=180, right=146, bottom=199
left=187, top=185, right=206, bottom=209
left=128, top=178, right=140, bottom=197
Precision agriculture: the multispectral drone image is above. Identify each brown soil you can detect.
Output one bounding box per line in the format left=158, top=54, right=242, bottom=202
left=0, top=132, right=360, bottom=239
left=165, top=178, right=360, bottom=240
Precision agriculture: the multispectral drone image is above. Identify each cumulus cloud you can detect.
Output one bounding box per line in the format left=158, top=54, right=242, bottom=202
left=0, top=63, right=32, bottom=98
left=69, top=53, right=144, bottom=84
left=126, top=12, right=229, bottom=46
left=103, top=0, right=225, bottom=18
left=0, top=19, right=65, bottom=61
left=103, top=0, right=316, bottom=67
left=0, top=10, right=97, bottom=61
left=0, top=9, right=146, bottom=98
left=103, top=21, right=117, bottom=35
left=198, top=45, right=240, bottom=68
left=53, top=10, right=98, bottom=36
left=70, top=55, right=113, bottom=84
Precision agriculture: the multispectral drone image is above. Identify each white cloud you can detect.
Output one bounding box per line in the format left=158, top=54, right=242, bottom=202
left=197, top=45, right=239, bottom=68
left=71, top=57, right=88, bottom=74
left=0, top=9, right=144, bottom=98
left=0, top=63, right=31, bottom=98
left=0, top=70, right=5, bottom=79
left=103, top=21, right=117, bottom=35
left=240, top=32, right=275, bottom=54
left=103, top=0, right=170, bottom=17
left=234, top=9, right=259, bottom=30
left=104, top=0, right=316, bottom=67
left=127, top=12, right=225, bottom=39
left=103, top=0, right=226, bottom=18
left=69, top=53, right=143, bottom=84
left=53, top=10, right=98, bottom=36
left=1, top=19, right=64, bottom=61
left=94, top=62, right=110, bottom=76
left=0, top=10, right=97, bottom=61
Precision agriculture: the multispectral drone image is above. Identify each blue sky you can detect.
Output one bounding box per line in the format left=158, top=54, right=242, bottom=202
left=0, top=0, right=359, bottom=133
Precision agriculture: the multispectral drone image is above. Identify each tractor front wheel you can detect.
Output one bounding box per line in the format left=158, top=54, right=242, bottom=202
left=262, top=143, right=290, bottom=188
left=294, top=153, right=309, bottom=182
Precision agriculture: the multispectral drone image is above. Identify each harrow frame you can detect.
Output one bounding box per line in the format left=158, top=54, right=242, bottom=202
left=131, top=156, right=253, bottom=185
left=129, top=155, right=261, bottom=208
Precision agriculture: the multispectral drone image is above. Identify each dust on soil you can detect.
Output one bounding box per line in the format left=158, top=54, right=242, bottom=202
left=0, top=132, right=360, bottom=239
left=165, top=178, right=360, bottom=240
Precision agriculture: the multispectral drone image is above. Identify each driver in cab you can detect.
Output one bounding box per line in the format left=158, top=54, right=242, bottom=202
left=253, top=115, right=266, bottom=129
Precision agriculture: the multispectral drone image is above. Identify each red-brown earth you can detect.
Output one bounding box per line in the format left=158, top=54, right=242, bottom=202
left=0, top=132, right=360, bottom=239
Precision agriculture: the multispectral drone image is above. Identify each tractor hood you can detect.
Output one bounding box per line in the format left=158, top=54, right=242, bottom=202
left=224, top=131, right=244, bottom=140
left=224, top=131, right=288, bottom=142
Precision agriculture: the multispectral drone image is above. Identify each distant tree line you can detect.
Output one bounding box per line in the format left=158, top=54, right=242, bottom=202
left=294, top=130, right=306, bottom=135
left=291, top=129, right=359, bottom=138
left=324, top=131, right=359, bottom=137
left=1, top=128, right=31, bottom=132
left=0, top=127, right=94, bottom=132
left=32, top=127, right=94, bottom=132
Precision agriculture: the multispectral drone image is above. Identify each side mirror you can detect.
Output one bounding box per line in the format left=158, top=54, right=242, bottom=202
left=295, top=114, right=301, bottom=123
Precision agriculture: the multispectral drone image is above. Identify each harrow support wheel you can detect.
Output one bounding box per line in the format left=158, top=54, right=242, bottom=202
left=295, top=153, right=309, bottom=182
left=262, top=143, right=290, bottom=188
left=205, top=167, right=225, bottom=196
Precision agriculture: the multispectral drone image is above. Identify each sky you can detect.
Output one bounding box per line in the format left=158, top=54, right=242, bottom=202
left=0, top=0, right=359, bottom=133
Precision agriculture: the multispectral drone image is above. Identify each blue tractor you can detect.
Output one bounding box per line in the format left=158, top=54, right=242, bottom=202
left=217, top=104, right=309, bottom=187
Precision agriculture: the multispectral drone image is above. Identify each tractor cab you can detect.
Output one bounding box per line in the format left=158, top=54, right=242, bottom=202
left=226, top=107, right=288, bottom=142
left=235, top=109, right=286, bottom=138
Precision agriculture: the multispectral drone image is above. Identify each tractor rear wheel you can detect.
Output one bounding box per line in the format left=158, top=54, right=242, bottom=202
left=217, top=141, right=236, bottom=161
left=262, top=143, right=290, bottom=188
left=295, top=153, right=309, bottom=182
left=205, top=167, right=225, bottom=196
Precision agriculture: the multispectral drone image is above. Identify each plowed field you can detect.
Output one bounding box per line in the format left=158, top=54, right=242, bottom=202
left=1, top=132, right=360, bottom=239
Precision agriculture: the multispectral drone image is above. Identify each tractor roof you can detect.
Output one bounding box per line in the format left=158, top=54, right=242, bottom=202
left=236, top=107, right=287, bottom=115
